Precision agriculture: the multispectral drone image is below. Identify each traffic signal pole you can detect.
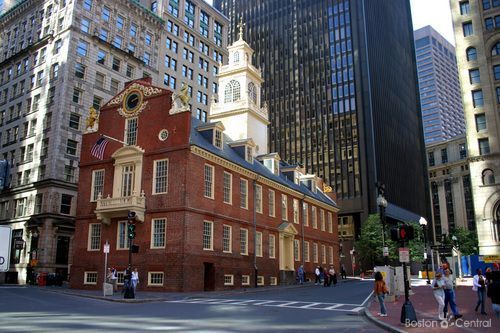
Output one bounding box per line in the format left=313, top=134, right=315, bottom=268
left=124, top=211, right=136, bottom=299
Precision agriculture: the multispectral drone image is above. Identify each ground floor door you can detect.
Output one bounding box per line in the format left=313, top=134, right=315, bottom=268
left=203, top=262, right=215, bottom=291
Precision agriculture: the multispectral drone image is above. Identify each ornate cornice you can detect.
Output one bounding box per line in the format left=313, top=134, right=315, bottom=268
left=468, top=152, right=500, bottom=163
left=105, top=83, right=164, bottom=108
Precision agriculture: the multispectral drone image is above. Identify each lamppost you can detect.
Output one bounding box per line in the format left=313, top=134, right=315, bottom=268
left=419, top=217, right=430, bottom=284
left=376, top=184, right=388, bottom=265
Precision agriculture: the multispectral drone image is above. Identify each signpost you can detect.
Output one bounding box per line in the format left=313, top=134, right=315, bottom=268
left=0, top=226, right=12, bottom=272
left=399, top=248, right=410, bottom=263
left=103, top=240, right=112, bottom=296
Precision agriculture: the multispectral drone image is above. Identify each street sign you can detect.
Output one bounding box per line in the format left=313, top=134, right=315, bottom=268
left=0, top=226, right=12, bottom=272
left=481, top=255, right=500, bottom=263
left=383, top=246, right=389, bottom=257
left=399, top=247, right=410, bottom=263
left=103, top=243, right=110, bottom=254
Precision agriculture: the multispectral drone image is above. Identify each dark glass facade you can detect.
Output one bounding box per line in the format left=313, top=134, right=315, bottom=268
left=215, top=0, right=430, bottom=227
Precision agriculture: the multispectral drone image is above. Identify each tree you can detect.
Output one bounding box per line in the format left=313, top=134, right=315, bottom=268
left=355, top=214, right=425, bottom=271
left=445, top=227, right=478, bottom=256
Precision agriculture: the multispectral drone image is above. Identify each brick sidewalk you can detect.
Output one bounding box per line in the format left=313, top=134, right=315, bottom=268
left=368, top=284, right=498, bottom=332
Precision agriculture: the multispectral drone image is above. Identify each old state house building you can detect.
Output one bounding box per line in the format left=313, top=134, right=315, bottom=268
left=71, top=35, right=339, bottom=292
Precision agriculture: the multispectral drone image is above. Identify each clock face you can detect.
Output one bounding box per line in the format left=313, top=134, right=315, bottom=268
left=123, top=90, right=143, bottom=115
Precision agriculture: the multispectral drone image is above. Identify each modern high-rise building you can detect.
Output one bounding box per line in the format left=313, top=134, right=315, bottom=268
left=0, top=0, right=228, bottom=284
left=414, top=26, right=465, bottom=144
left=450, top=0, right=500, bottom=255
left=215, top=0, right=430, bottom=239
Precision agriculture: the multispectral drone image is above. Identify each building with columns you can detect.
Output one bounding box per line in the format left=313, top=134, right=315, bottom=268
left=0, top=0, right=228, bottom=284
left=450, top=0, right=500, bottom=254
left=426, top=135, right=475, bottom=242
left=71, top=34, right=339, bottom=291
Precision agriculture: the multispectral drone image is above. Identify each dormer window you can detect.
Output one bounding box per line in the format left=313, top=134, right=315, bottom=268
left=233, top=51, right=239, bottom=63
left=246, top=146, right=253, bottom=163
left=224, top=80, right=241, bottom=103
left=263, top=158, right=279, bottom=175
left=214, top=129, right=223, bottom=149
left=248, top=82, right=256, bottom=104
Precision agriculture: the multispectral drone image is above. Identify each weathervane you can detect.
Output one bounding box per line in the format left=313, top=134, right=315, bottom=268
left=237, top=16, right=245, bottom=40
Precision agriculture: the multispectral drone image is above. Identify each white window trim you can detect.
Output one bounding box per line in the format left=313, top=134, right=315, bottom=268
left=255, top=184, right=263, bottom=213
left=152, top=158, right=169, bottom=195
left=257, top=276, right=264, bottom=286
left=270, top=277, right=277, bottom=286
left=320, top=209, right=325, bottom=231
left=204, top=164, right=215, bottom=199
left=240, top=228, right=248, bottom=255
left=84, top=271, right=98, bottom=285
left=148, top=271, right=164, bottom=286
left=223, top=171, right=232, bottom=205
left=87, top=223, right=101, bottom=251
left=223, top=224, right=232, bottom=253
left=240, top=178, right=248, bottom=209
left=269, top=189, right=275, bottom=217
left=303, top=203, right=309, bottom=226
left=269, top=234, right=275, bottom=259
left=304, top=241, right=310, bottom=262
left=282, top=194, right=288, bottom=221
left=241, top=275, right=250, bottom=286
left=328, top=212, right=333, bottom=233
left=150, top=218, right=167, bottom=249
left=224, top=274, right=234, bottom=286
left=293, top=198, right=299, bottom=224
left=329, top=246, right=334, bottom=265
left=322, top=244, right=327, bottom=264
left=256, top=231, right=262, bottom=257
left=116, top=220, right=129, bottom=250
left=203, top=220, right=214, bottom=251
left=90, top=169, right=105, bottom=202
left=294, top=239, right=300, bottom=261
left=312, top=206, right=317, bottom=229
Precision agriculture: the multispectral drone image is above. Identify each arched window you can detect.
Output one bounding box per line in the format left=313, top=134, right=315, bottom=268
left=492, top=42, right=500, bottom=56
left=233, top=51, right=240, bottom=63
left=248, top=82, right=257, bottom=104
left=482, top=169, right=495, bottom=185
left=224, top=80, right=241, bottom=103
left=466, top=47, right=477, bottom=61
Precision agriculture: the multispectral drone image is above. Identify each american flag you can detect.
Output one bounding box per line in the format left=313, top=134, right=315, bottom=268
left=91, top=137, right=109, bottom=160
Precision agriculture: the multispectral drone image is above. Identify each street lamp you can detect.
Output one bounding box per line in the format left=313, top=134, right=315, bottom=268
left=376, top=185, right=388, bottom=265
left=419, top=217, right=430, bottom=284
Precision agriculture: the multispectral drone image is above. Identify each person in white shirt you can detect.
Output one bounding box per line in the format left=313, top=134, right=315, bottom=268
left=131, top=267, right=139, bottom=291
left=473, top=268, right=487, bottom=315
left=432, top=272, right=446, bottom=320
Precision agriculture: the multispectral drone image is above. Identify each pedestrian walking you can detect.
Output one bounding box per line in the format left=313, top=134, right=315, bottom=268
left=432, top=271, right=446, bottom=320
left=487, top=271, right=500, bottom=318
left=328, top=266, right=337, bottom=287
left=131, top=267, right=139, bottom=292
left=108, top=268, right=117, bottom=292
left=374, top=271, right=388, bottom=317
left=341, top=264, right=347, bottom=279
left=443, top=268, right=462, bottom=319
left=473, top=268, right=487, bottom=315
left=314, top=266, right=321, bottom=285
left=323, top=267, right=329, bottom=287
left=297, top=265, right=305, bottom=285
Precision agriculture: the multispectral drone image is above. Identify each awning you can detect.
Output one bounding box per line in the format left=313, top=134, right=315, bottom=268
left=386, top=203, right=423, bottom=224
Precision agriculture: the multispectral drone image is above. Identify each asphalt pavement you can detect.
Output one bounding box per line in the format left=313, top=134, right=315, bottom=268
left=0, top=279, right=382, bottom=333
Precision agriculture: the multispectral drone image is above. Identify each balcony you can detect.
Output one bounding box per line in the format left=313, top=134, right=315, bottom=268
left=95, top=192, right=145, bottom=224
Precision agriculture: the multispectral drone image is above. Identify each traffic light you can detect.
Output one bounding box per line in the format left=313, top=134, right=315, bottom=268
left=127, top=223, right=136, bottom=239
left=390, top=227, right=400, bottom=241
left=399, top=224, right=415, bottom=241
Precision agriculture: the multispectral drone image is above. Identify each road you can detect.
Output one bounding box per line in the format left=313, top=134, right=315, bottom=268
left=0, top=280, right=383, bottom=333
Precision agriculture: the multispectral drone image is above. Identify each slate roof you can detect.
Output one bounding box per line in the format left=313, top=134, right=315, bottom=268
left=189, top=117, right=337, bottom=209
left=386, top=203, right=424, bottom=224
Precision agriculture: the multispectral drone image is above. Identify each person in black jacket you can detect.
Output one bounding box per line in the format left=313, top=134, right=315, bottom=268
left=487, top=271, right=500, bottom=318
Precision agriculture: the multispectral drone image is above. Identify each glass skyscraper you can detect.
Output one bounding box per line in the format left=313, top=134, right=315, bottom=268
left=215, top=0, right=430, bottom=233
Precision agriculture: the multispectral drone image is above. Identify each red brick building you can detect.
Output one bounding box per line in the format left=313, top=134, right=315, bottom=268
left=71, top=36, right=339, bottom=292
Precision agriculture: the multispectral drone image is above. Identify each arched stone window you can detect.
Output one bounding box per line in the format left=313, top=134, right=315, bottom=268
left=482, top=168, right=495, bottom=185
left=466, top=47, right=477, bottom=61
left=492, top=42, right=500, bottom=56
left=233, top=51, right=240, bottom=63
left=248, top=82, right=257, bottom=104
left=224, top=80, right=241, bottom=103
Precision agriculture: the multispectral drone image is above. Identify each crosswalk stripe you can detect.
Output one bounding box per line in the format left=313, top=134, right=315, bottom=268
left=275, top=301, right=298, bottom=307
left=300, top=302, right=321, bottom=308
left=324, top=304, right=343, bottom=310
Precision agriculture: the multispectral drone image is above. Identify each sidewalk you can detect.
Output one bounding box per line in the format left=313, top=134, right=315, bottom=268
left=366, top=281, right=499, bottom=333
left=37, top=277, right=359, bottom=303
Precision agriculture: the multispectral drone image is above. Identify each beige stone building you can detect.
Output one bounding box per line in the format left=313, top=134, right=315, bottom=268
left=0, top=0, right=227, bottom=284
left=450, top=0, right=499, bottom=255
left=426, top=135, right=475, bottom=243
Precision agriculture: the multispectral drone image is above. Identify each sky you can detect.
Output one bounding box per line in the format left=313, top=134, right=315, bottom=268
left=205, top=0, right=456, bottom=45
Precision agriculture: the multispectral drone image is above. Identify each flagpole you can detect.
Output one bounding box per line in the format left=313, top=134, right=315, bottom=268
left=100, top=134, right=128, bottom=146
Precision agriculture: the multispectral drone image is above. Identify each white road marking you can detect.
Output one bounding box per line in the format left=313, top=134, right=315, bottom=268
left=275, top=301, right=299, bottom=307
left=300, top=302, right=321, bottom=308
left=361, top=291, right=374, bottom=306
left=324, top=304, right=343, bottom=310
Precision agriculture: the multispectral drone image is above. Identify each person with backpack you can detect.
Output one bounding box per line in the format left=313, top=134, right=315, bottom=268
left=473, top=268, right=487, bottom=315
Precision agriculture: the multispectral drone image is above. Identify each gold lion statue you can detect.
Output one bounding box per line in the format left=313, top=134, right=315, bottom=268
left=178, top=82, right=189, bottom=107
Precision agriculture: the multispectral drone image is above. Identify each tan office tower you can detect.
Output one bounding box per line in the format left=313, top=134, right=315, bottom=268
left=0, top=0, right=227, bottom=284
left=450, top=0, right=499, bottom=255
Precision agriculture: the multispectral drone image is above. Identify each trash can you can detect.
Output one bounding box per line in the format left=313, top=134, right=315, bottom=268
left=38, top=272, right=47, bottom=287
left=103, top=283, right=113, bottom=296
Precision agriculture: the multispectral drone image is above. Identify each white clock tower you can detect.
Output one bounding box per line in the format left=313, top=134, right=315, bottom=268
left=209, top=19, right=269, bottom=155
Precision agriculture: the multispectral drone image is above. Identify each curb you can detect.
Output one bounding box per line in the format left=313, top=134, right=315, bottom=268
left=38, top=288, right=170, bottom=303
left=363, top=300, right=407, bottom=333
